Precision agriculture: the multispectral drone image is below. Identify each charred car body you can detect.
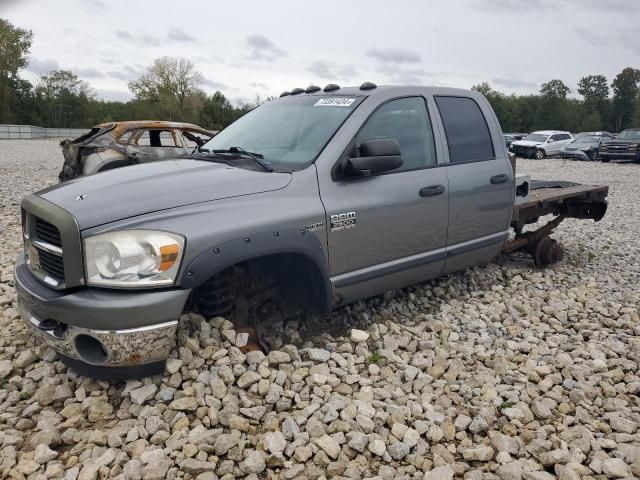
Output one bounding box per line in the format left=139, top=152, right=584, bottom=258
left=59, top=121, right=215, bottom=181
left=16, top=84, right=609, bottom=378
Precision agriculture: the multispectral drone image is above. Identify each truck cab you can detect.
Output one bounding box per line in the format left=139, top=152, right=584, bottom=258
left=16, top=84, right=604, bottom=377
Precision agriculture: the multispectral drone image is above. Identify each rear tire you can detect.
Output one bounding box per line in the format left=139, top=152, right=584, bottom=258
left=534, top=149, right=546, bottom=160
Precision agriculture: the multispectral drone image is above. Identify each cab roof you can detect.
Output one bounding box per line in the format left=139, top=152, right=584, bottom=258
left=277, top=84, right=487, bottom=101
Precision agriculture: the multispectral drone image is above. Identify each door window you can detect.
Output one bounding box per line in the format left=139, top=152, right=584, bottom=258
left=435, top=96, right=494, bottom=163
left=133, top=129, right=177, bottom=147
left=356, top=97, right=436, bottom=171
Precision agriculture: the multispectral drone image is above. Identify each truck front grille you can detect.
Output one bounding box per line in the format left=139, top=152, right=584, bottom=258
left=25, top=213, right=66, bottom=286
left=21, top=196, right=84, bottom=290
left=37, top=247, right=65, bottom=279
left=35, top=217, right=62, bottom=248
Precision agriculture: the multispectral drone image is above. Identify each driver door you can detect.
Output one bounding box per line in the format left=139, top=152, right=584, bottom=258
left=318, top=96, right=449, bottom=303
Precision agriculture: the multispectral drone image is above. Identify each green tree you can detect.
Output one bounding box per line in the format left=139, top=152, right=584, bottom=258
left=576, top=75, right=610, bottom=131
left=129, top=57, right=203, bottom=113
left=200, top=90, right=235, bottom=130
left=540, top=79, right=570, bottom=99
left=35, top=70, right=93, bottom=127
left=0, top=18, right=33, bottom=122
left=577, top=75, right=609, bottom=105
left=632, top=95, right=640, bottom=127
left=611, top=68, right=640, bottom=131
left=579, top=110, right=603, bottom=132
left=537, top=80, right=571, bottom=129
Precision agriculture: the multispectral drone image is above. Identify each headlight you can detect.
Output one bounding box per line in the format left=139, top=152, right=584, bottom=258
left=84, top=230, right=185, bottom=288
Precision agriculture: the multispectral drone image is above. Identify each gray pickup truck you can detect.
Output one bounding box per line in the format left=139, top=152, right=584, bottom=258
left=15, top=84, right=609, bottom=378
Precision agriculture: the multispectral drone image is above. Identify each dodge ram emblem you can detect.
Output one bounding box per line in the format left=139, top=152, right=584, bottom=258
left=75, top=194, right=87, bottom=200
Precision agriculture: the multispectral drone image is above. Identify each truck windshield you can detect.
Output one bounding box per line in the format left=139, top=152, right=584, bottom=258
left=618, top=130, right=640, bottom=141
left=200, top=95, right=363, bottom=169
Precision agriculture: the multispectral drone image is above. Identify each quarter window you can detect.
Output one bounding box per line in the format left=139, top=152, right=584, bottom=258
left=356, top=97, right=436, bottom=171
left=435, top=96, right=494, bottom=163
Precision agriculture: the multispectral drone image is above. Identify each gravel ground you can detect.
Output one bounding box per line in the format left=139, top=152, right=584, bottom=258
left=0, top=139, right=638, bottom=480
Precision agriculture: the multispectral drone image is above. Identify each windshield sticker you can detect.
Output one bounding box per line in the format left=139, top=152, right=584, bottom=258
left=314, top=97, right=356, bottom=107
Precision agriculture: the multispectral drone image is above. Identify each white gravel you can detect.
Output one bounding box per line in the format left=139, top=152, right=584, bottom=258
left=0, top=140, right=638, bottom=480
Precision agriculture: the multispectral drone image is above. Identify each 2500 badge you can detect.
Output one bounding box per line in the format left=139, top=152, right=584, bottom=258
left=330, top=211, right=356, bottom=232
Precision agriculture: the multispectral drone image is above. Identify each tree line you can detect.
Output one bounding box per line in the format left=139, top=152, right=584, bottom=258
left=0, top=19, right=257, bottom=131
left=473, top=71, right=640, bottom=134
left=1, top=18, right=639, bottom=133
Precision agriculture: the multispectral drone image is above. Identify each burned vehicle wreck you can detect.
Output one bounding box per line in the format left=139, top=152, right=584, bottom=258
left=59, top=121, right=215, bottom=181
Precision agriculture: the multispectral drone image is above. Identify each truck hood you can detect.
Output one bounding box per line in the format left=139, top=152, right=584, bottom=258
left=36, top=159, right=292, bottom=229
left=511, top=140, right=543, bottom=147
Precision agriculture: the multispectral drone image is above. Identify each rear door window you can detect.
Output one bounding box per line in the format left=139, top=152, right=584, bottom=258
left=133, top=129, right=177, bottom=147
left=435, top=96, right=494, bottom=163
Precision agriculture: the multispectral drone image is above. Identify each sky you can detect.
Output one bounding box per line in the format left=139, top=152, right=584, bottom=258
left=1, top=0, right=638, bottom=104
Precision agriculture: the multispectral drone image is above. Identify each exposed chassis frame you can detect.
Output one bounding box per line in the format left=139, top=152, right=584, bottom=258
left=503, top=184, right=609, bottom=266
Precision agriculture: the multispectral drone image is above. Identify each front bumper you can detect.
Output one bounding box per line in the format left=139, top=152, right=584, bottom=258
left=14, top=254, right=190, bottom=370
left=510, top=147, right=535, bottom=158
left=600, top=151, right=640, bottom=160
left=560, top=150, right=591, bottom=161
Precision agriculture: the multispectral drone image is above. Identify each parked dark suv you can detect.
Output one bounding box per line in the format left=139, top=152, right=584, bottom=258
left=600, top=128, right=640, bottom=162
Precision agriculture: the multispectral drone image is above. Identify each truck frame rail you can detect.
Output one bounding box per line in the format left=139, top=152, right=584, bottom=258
left=503, top=182, right=608, bottom=267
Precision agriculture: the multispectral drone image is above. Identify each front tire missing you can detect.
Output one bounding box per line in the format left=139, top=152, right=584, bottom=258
left=193, top=255, right=328, bottom=350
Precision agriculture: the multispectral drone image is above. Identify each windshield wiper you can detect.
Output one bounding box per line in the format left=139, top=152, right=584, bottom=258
left=212, top=146, right=273, bottom=172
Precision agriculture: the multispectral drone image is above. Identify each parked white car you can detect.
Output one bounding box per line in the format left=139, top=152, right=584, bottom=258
left=509, top=130, right=574, bottom=159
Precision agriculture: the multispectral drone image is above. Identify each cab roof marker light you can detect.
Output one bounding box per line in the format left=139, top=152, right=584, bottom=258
left=360, top=81, right=377, bottom=90
left=279, top=91, right=291, bottom=97
left=290, top=88, right=305, bottom=95
left=323, top=84, right=340, bottom=92
left=305, top=85, right=321, bottom=93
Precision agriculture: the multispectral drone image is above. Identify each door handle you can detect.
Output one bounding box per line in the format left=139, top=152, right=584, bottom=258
left=490, top=174, right=509, bottom=184
left=419, top=185, right=445, bottom=197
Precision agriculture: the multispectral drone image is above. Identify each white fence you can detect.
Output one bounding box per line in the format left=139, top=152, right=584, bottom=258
left=0, top=125, right=89, bottom=140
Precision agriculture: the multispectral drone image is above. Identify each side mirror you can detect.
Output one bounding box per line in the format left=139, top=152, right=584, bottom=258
left=344, top=138, right=403, bottom=177
left=547, top=138, right=554, bottom=143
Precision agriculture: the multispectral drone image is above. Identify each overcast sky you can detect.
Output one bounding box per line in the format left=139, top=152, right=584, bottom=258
left=2, top=0, right=638, bottom=104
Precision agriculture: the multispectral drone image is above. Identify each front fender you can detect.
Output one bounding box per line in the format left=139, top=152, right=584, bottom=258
left=178, top=227, right=331, bottom=310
